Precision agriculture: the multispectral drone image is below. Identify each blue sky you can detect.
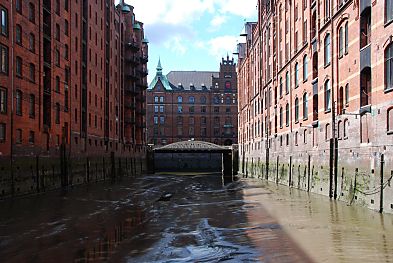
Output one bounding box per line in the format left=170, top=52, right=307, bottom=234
left=124, top=0, right=258, bottom=82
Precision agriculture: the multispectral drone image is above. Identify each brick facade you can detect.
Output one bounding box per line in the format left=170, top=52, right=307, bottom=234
left=147, top=57, right=238, bottom=146
left=237, top=0, right=393, bottom=212
left=0, top=0, right=148, bottom=158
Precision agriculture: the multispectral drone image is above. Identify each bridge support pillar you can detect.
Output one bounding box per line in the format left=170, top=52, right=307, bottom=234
left=222, top=152, right=233, bottom=184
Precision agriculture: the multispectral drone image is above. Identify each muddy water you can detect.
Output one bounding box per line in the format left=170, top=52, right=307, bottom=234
left=0, top=174, right=392, bottom=262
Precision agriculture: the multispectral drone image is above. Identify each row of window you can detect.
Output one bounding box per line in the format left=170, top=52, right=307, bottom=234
left=174, top=116, right=232, bottom=126
left=174, top=96, right=236, bottom=104
left=0, top=124, right=36, bottom=145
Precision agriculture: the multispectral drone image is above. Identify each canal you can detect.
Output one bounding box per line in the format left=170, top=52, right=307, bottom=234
left=1, top=173, right=392, bottom=262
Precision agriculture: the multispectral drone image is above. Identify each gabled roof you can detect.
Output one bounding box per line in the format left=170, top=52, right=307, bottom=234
left=167, top=71, right=218, bottom=91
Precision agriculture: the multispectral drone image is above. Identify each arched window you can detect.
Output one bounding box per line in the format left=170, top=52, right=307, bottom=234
left=16, top=90, right=22, bottom=115
left=303, top=55, right=308, bottom=81
left=285, top=71, right=290, bottom=94
left=325, top=0, right=330, bottom=18
left=285, top=103, right=290, bottom=126
left=200, top=96, right=206, bottom=104
left=387, top=0, right=393, bottom=23
left=295, top=97, right=299, bottom=122
left=28, top=3, right=35, bottom=23
left=29, top=94, right=35, bottom=118
left=295, top=62, right=299, bottom=87
left=325, top=123, right=331, bottom=140
left=225, top=96, right=231, bottom=104
left=279, top=76, right=283, bottom=97
left=213, top=96, right=220, bottom=104
left=303, top=92, right=308, bottom=120
left=303, top=129, right=307, bottom=144
left=345, top=83, right=349, bottom=105
left=337, top=120, right=342, bottom=139
left=177, top=96, right=182, bottom=103
left=16, top=24, right=22, bottom=44
left=324, top=34, right=331, bottom=66
left=387, top=108, right=393, bottom=133
left=343, top=119, right=349, bottom=138
left=29, top=33, right=35, bottom=52
left=385, top=43, right=393, bottom=91
left=324, top=79, right=331, bottom=111
left=279, top=106, right=283, bottom=128
left=344, top=22, right=348, bottom=53
left=339, top=26, right=344, bottom=58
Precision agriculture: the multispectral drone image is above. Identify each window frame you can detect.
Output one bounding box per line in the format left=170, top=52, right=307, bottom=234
left=324, top=79, right=331, bottom=111
left=0, top=122, right=5, bottom=142
left=303, top=92, right=308, bottom=120
left=303, top=55, right=308, bottom=81
left=0, top=44, right=8, bottom=74
left=385, top=43, right=393, bottom=92
left=324, top=34, right=331, bottom=66
left=16, top=90, right=22, bottom=116
left=0, top=5, right=8, bottom=36
left=0, top=87, right=7, bottom=114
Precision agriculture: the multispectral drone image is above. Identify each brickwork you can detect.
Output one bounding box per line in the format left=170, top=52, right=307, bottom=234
left=237, top=0, right=393, bottom=213
left=146, top=57, right=238, bottom=146
left=0, top=1, right=148, bottom=158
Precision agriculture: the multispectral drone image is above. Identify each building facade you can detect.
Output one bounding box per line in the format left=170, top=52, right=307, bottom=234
left=147, top=57, right=238, bottom=146
left=237, top=0, right=393, bottom=212
left=0, top=0, right=148, bottom=157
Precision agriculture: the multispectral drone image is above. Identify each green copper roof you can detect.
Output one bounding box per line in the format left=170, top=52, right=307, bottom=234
left=133, top=23, right=141, bottom=30
left=148, top=59, right=172, bottom=91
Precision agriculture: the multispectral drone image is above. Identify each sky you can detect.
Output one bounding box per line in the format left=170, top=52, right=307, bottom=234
left=123, top=0, right=258, bottom=82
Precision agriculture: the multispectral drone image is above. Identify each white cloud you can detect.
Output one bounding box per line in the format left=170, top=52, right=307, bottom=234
left=207, top=35, right=241, bottom=60
left=126, top=0, right=257, bottom=26
left=210, top=15, right=227, bottom=28
left=164, top=36, right=187, bottom=55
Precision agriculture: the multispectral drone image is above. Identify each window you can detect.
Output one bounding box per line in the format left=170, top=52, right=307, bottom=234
left=16, top=90, right=22, bottom=115
left=15, top=0, right=22, bottom=13
left=286, top=103, right=290, bottom=126
left=0, top=87, right=6, bottom=113
left=387, top=0, right=393, bottom=23
left=160, top=105, right=164, bottom=113
left=303, top=55, right=308, bottom=81
left=225, top=81, right=231, bottom=89
left=201, top=96, right=206, bottom=104
left=324, top=34, right=331, bottom=66
left=360, top=8, right=371, bottom=49
left=177, top=105, right=183, bottom=113
left=386, top=43, right=393, bottom=91
left=213, top=96, right=220, bottom=104
left=345, top=83, right=349, bottom=105
left=343, top=119, right=348, bottom=138
left=29, top=63, right=35, bottom=82
left=325, top=0, right=330, bottom=19
left=154, top=116, right=158, bottom=124
left=189, top=117, right=195, bottom=125
left=177, top=96, right=182, bottom=103
left=65, top=44, right=69, bottom=60
left=0, top=6, right=8, bottom=36
left=29, top=94, right=35, bottom=118
left=201, top=116, right=207, bottom=125
left=303, top=93, right=308, bottom=119
left=28, top=3, right=35, bottom=23
left=214, top=106, right=219, bottom=113
left=279, top=77, right=283, bottom=97
left=29, top=33, right=35, bottom=52
left=324, top=79, right=331, bottom=111
left=160, top=116, right=165, bottom=124
left=65, top=0, right=69, bottom=11
left=160, top=96, right=164, bottom=103
left=225, top=97, right=231, bottom=104
left=0, top=123, right=5, bottom=141
left=154, top=96, right=158, bottom=103
left=189, top=96, right=195, bottom=103
left=189, top=106, right=195, bottom=113
left=16, top=24, right=22, bottom=44
left=56, top=23, right=60, bottom=40
left=56, top=0, right=60, bottom=14
left=339, top=26, right=344, bottom=58
left=154, top=106, right=158, bottom=113
left=295, top=97, right=299, bottom=122
left=295, top=63, right=299, bottom=87
left=55, top=76, right=60, bottom=92
left=16, top=129, right=22, bottom=144
left=285, top=71, right=290, bottom=94
left=201, top=106, right=206, bottom=113
left=0, top=44, right=8, bottom=74
left=55, top=49, right=60, bottom=66
left=64, top=19, right=69, bottom=36
left=177, top=127, right=183, bottom=136
left=29, top=131, right=35, bottom=144
left=344, top=22, right=348, bottom=53
left=280, top=107, right=283, bottom=128
left=55, top=103, right=60, bottom=124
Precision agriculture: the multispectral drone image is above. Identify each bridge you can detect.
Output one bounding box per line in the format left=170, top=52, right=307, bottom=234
left=148, top=141, right=237, bottom=183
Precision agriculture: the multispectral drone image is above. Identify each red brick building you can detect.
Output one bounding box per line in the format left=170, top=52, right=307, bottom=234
left=147, top=57, right=238, bottom=146
left=237, top=0, right=393, bottom=212
left=0, top=0, right=148, bottom=157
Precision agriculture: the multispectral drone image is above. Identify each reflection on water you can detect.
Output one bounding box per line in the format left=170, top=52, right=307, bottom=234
left=0, top=174, right=392, bottom=262
left=242, top=179, right=393, bottom=263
